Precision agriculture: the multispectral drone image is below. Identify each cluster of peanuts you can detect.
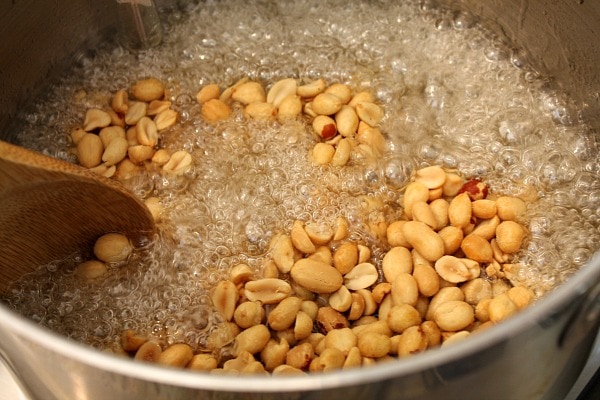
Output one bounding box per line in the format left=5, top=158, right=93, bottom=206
left=196, top=77, right=385, bottom=166
left=70, top=77, right=193, bottom=180
left=73, top=233, right=133, bottom=280
left=117, top=165, right=534, bottom=374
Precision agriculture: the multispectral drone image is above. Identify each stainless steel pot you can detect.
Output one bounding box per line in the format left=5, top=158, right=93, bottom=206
left=1, top=1, right=599, bottom=399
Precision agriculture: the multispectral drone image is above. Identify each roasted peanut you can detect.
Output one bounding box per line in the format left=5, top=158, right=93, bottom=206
left=244, top=278, right=292, bottom=304
left=387, top=304, right=422, bottom=333
left=496, top=196, right=526, bottom=221
left=415, top=166, right=446, bottom=189
left=124, top=101, right=147, bottom=126
left=291, top=220, right=317, bottom=254
left=77, top=133, right=104, bottom=168
left=154, top=109, right=178, bottom=130
left=269, top=233, right=295, bottom=273
left=325, top=83, right=352, bottom=104
left=134, top=341, right=162, bottom=363
left=312, top=142, right=336, bottom=164
left=448, top=192, right=472, bottom=228
left=187, top=354, right=219, bottom=371
left=111, top=89, right=129, bottom=113
left=387, top=221, right=412, bottom=248
left=267, top=78, right=297, bottom=107
left=495, top=221, right=525, bottom=254
left=212, top=280, right=239, bottom=321
left=277, top=94, right=303, bottom=119
left=234, top=324, right=271, bottom=355
left=329, top=285, right=352, bottom=312
left=98, top=126, right=126, bottom=148
left=403, top=182, right=430, bottom=219
left=461, top=234, right=493, bottom=263
left=132, top=77, right=164, bottom=102
left=268, top=296, right=303, bottom=331
left=344, top=262, right=378, bottom=290
left=412, top=263, right=440, bottom=297
left=245, top=101, right=277, bottom=119
left=75, top=260, right=107, bottom=280
left=488, top=293, right=518, bottom=323
left=201, top=98, right=233, bottom=122
left=411, top=201, right=438, bottom=229
left=402, top=221, right=445, bottom=262
left=355, top=102, right=383, bottom=126
left=335, top=105, right=359, bottom=137
left=102, top=136, right=128, bottom=166
left=286, top=342, right=314, bottom=370
left=196, top=84, right=220, bottom=104
left=234, top=301, right=264, bottom=328
left=260, top=338, right=289, bottom=371
left=94, top=233, right=132, bottom=263
left=291, top=258, right=343, bottom=294
left=312, top=93, right=343, bottom=115
left=391, top=273, right=419, bottom=306
left=433, top=300, right=474, bottom=331
left=83, top=108, right=112, bottom=131
left=331, top=138, right=352, bottom=166
left=232, top=81, right=266, bottom=105
left=157, top=343, right=193, bottom=368
left=297, top=79, right=326, bottom=98
left=397, top=325, right=428, bottom=357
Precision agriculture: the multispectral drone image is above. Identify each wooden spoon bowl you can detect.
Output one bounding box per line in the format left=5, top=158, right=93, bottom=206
left=0, top=140, right=156, bottom=290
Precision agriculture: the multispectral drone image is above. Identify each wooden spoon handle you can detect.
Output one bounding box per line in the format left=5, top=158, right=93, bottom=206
left=0, top=140, right=155, bottom=289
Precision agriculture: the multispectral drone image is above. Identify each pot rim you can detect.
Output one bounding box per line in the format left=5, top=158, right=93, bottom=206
left=1, top=253, right=599, bottom=392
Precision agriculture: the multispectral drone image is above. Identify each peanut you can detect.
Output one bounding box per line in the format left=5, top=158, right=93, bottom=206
left=232, top=81, right=266, bottom=105
left=234, top=324, right=271, bottom=355
left=448, top=192, right=472, bottom=228
left=267, top=78, right=297, bottom=107
left=335, top=105, right=359, bottom=137
left=355, top=102, right=383, bottom=126
left=268, top=296, right=303, bottom=331
left=402, top=221, right=445, bottom=262
left=74, top=260, right=107, bottom=280
left=201, top=98, right=232, bottom=122
left=312, top=142, right=336, bottom=164
left=297, top=79, right=326, bottom=98
left=124, top=101, right=147, bottom=125
left=196, top=84, right=220, bottom=104
left=496, top=196, right=526, bottom=221
left=387, top=304, right=422, bottom=333
left=433, top=300, right=474, bottom=331
left=93, top=233, right=132, bottom=263
left=312, top=93, right=343, bottom=115
left=132, top=77, right=164, bottom=102
left=102, top=136, right=128, bottom=166
left=77, top=133, right=104, bottom=168
left=244, top=278, right=292, bottom=304
left=157, top=344, right=193, bottom=368
left=415, top=166, right=446, bottom=189
left=343, top=262, right=378, bottom=290
left=212, top=280, right=239, bottom=321
left=495, top=221, right=525, bottom=254
left=290, top=220, right=317, bottom=254
left=291, top=258, right=343, bottom=294
left=83, top=108, right=111, bottom=131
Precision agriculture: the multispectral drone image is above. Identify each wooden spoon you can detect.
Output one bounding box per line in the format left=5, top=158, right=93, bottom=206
left=0, top=140, right=156, bottom=290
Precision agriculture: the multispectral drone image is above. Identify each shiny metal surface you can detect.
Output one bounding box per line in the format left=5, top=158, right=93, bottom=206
left=0, top=1, right=599, bottom=399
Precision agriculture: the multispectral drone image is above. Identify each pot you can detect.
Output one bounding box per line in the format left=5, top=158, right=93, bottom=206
left=0, top=1, right=599, bottom=399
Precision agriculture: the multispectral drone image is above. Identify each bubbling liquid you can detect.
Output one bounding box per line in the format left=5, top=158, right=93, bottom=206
left=3, top=0, right=600, bottom=353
